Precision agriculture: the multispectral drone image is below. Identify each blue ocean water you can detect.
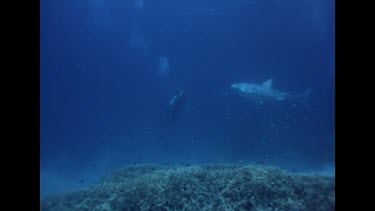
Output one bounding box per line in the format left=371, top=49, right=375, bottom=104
left=40, top=0, right=334, bottom=199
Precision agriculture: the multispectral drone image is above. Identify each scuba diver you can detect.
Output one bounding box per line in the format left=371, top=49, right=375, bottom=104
left=165, top=89, right=186, bottom=124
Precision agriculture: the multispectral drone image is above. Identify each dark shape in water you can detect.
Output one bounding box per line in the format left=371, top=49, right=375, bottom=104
left=165, top=89, right=187, bottom=124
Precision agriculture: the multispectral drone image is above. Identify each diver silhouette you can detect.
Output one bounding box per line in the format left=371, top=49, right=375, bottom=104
left=165, top=89, right=186, bottom=124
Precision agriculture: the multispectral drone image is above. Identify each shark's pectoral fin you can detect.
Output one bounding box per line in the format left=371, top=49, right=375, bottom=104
left=262, top=78, right=273, bottom=89
left=294, top=88, right=312, bottom=109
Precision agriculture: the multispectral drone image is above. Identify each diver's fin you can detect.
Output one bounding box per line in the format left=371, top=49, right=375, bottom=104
left=262, top=79, right=273, bottom=89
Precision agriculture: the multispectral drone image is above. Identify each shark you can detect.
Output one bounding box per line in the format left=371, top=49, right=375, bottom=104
left=231, top=79, right=311, bottom=106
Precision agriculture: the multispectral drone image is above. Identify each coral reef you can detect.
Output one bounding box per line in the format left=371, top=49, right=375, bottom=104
left=41, top=164, right=334, bottom=211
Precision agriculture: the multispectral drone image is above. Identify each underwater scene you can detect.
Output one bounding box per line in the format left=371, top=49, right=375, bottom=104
left=40, top=0, right=335, bottom=210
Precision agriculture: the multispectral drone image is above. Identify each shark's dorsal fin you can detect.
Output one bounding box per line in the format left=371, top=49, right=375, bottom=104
left=262, top=79, right=273, bottom=88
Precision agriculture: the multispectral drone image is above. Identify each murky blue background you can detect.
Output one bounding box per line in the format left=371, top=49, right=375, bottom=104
left=40, top=0, right=334, bottom=199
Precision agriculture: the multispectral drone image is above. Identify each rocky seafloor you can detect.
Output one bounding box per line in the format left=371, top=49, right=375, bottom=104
left=41, top=164, right=334, bottom=211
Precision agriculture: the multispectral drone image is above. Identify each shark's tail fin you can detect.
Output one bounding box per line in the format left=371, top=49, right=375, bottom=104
left=294, top=88, right=312, bottom=108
